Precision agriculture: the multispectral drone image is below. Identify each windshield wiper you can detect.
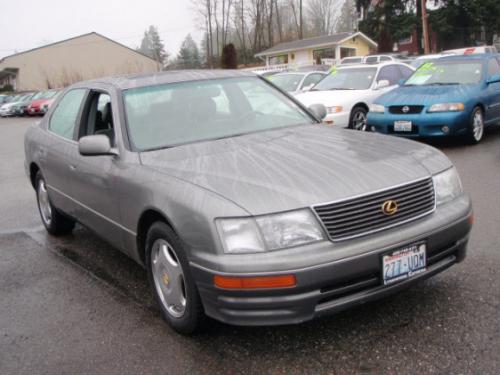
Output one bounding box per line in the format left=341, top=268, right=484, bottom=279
left=429, top=82, right=460, bottom=86
left=328, top=87, right=356, bottom=90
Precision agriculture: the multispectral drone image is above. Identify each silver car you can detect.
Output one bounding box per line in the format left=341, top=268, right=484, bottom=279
left=24, top=70, right=473, bottom=334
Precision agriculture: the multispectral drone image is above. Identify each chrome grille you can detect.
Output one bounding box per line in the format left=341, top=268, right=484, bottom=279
left=313, top=178, right=435, bottom=241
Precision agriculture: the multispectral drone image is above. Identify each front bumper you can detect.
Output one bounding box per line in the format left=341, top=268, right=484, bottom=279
left=322, top=111, right=350, bottom=127
left=191, top=195, right=472, bottom=326
left=368, top=110, right=470, bottom=137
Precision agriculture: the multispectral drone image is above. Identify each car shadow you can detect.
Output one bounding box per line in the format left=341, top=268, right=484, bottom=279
left=417, top=123, right=500, bottom=150
left=39, top=224, right=468, bottom=367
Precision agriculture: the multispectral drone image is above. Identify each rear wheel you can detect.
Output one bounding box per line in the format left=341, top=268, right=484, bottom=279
left=349, top=106, right=368, bottom=131
left=465, top=106, right=484, bottom=144
left=145, top=222, right=204, bottom=334
left=35, top=172, right=75, bottom=236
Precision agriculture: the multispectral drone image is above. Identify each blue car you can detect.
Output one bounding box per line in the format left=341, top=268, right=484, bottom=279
left=367, top=54, right=500, bottom=143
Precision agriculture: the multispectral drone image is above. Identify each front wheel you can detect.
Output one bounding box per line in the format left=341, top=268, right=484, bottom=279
left=35, top=172, right=75, bottom=236
left=145, top=222, right=204, bottom=334
left=349, top=106, right=368, bottom=131
left=464, top=106, right=484, bottom=144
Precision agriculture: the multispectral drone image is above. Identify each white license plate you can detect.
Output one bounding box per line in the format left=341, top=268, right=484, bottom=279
left=382, top=243, right=426, bottom=285
left=394, top=120, right=412, bottom=132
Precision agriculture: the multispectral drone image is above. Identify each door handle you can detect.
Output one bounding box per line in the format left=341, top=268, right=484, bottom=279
left=69, top=165, right=76, bottom=171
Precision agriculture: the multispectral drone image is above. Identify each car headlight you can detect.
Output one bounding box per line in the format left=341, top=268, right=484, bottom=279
left=433, top=167, right=463, bottom=205
left=369, top=104, right=385, bottom=113
left=326, top=106, right=343, bottom=114
left=216, top=209, right=325, bottom=254
left=428, top=103, right=465, bottom=113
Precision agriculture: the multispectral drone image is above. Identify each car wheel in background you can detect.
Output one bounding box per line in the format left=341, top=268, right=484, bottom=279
left=349, top=106, right=368, bottom=131
left=35, top=171, right=75, bottom=236
left=145, top=222, right=204, bottom=334
left=465, top=106, right=484, bottom=144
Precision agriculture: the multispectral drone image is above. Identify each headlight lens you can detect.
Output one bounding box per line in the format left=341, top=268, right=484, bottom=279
left=433, top=167, right=463, bottom=205
left=369, top=104, right=385, bottom=113
left=216, top=209, right=325, bottom=254
left=326, top=106, right=343, bottom=114
left=428, top=103, right=465, bottom=113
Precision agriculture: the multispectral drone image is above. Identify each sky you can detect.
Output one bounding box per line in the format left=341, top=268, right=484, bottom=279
left=0, top=0, right=201, bottom=60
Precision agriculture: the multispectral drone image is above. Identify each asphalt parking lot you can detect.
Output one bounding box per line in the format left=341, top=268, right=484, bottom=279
left=1, top=117, right=499, bottom=375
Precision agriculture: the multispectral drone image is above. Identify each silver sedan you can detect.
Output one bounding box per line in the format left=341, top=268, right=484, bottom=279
left=25, top=70, right=473, bottom=334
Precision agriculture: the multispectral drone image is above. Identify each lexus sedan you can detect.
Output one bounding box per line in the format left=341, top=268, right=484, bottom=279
left=368, top=54, right=500, bottom=143
left=25, top=70, right=472, bottom=334
left=295, top=62, right=414, bottom=130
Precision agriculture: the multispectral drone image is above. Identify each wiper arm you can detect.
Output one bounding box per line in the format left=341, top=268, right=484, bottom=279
left=429, top=82, right=460, bottom=86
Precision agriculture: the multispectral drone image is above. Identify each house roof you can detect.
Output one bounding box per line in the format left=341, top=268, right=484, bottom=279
left=0, top=32, right=159, bottom=64
left=255, top=32, right=378, bottom=57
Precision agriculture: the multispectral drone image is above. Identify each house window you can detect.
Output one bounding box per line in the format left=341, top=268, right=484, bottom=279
left=269, top=55, right=288, bottom=65
left=313, top=48, right=335, bottom=65
left=340, top=47, right=356, bottom=58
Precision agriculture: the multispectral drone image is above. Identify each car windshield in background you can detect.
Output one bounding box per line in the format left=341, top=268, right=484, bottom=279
left=405, top=61, right=483, bottom=85
left=313, top=67, right=377, bottom=90
left=123, top=76, right=315, bottom=151
left=270, top=73, right=304, bottom=91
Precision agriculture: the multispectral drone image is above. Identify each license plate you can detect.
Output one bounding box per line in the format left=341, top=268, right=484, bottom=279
left=382, top=243, right=426, bottom=285
left=394, top=120, right=412, bottom=132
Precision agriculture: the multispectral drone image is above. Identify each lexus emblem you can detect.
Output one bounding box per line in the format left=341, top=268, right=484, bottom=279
left=381, top=200, right=398, bottom=216
left=402, top=106, right=410, bottom=113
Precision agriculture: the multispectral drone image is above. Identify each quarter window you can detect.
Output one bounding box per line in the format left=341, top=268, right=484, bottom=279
left=487, top=58, right=500, bottom=75
left=49, top=89, right=86, bottom=140
left=377, top=65, right=401, bottom=86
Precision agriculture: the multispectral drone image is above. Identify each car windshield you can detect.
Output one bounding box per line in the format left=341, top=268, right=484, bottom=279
left=405, top=60, right=483, bottom=85
left=269, top=73, right=304, bottom=91
left=313, top=67, right=377, bottom=90
left=31, top=92, right=45, bottom=100
left=41, top=90, right=58, bottom=99
left=123, top=76, right=315, bottom=151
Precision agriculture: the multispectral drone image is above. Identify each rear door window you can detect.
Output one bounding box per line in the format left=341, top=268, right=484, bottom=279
left=49, top=89, right=86, bottom=140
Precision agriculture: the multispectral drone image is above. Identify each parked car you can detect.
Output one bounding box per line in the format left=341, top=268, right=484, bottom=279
left=339, top=56, right=363, bottom=65
left=295, top=62, right=415, bottom=129
left=12, top=92, right=36, bottom=116
left=269, top=71, right=327, bottom=95
left=25, top=70, right=472, bottom=334
left=364, top=54, right=410, bottom=64
left=0, top=93, right=32, bottom=117
left=410, top=53, right=454, bottom=69
left=367, top=54, right=500, bottom=143
left=27, top=89, right=60, bottom=116
left=443, top=46, right=497, bottom=55
left=0, top=94, right=13, bottom=105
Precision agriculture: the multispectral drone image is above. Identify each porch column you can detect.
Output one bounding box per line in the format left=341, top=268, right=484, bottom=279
left=335, top=45, right=341, bottom=65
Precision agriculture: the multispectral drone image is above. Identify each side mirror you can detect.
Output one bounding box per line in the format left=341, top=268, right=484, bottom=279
left=486, top=74, right=500, bottom=84
left=308, top=103, right=327, bottom=121
left=79, top=135, right=117, bottom=156
left=398, top=78, right=406, bottom=86
left=375, top=80, right=390, bottom=90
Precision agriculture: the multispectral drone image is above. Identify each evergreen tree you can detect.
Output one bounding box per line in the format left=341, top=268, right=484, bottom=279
left=137, top=26, right=168, bottom=68
left=177, top=34, right=202, bottom=69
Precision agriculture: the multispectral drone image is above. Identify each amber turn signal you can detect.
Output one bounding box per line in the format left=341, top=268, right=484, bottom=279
left=214, top=274, right=296, bottom=289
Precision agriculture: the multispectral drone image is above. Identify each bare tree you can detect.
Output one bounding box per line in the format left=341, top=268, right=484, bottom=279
left=308, top=0, right=342, bottom=35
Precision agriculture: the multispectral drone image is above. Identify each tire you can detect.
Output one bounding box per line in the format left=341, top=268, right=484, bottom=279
left=464, top=106, right=484, bottom=144
left=35, top=172, right=75, bottom=236
left=145, top=222, right=204, bottom=334
left=349, top=106, right=368, bottom=131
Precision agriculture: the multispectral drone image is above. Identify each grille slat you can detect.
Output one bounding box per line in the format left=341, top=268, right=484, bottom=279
left=314, top=178, right=435, bottom=241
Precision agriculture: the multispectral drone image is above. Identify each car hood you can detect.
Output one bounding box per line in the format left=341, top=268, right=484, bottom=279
left=29, top=99, right=51, bottom=108
left=140, top=126, right=451, bottom=215
left=0, top=101, right=19, bottom=109
left=296, top=89, right=369, bottom=107
left=376, top=84, right=479, bottom=105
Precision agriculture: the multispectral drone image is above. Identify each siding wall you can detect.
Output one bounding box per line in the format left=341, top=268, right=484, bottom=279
left=0, top=33, right=160, bottom=91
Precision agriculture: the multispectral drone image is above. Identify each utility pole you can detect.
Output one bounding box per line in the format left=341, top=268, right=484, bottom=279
left=421, top=0, right=430, bottom=54
left=299, top=0, right=303, bottom=40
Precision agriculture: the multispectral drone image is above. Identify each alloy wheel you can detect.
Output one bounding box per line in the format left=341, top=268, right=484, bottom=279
left=37, top=179, right=52, bottom=226
left=151, top=239, right=187, bottom=318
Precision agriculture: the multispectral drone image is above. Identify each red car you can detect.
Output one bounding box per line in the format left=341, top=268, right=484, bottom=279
left=27, top=90, right=60, bottom=116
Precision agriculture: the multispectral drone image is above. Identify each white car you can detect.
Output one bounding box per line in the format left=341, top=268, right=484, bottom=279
left=295, top=62, right=415, bottom=130
left=269, top=71, right=327, bottom=95
left=443, top=46, right=497, bottom=55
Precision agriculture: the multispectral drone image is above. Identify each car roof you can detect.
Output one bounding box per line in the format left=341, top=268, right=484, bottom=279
left=337, top=61, right=409, bottom=69
left=71, top=70, right=256, bottom=90
left=430, top=53, right=496, bottom=62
